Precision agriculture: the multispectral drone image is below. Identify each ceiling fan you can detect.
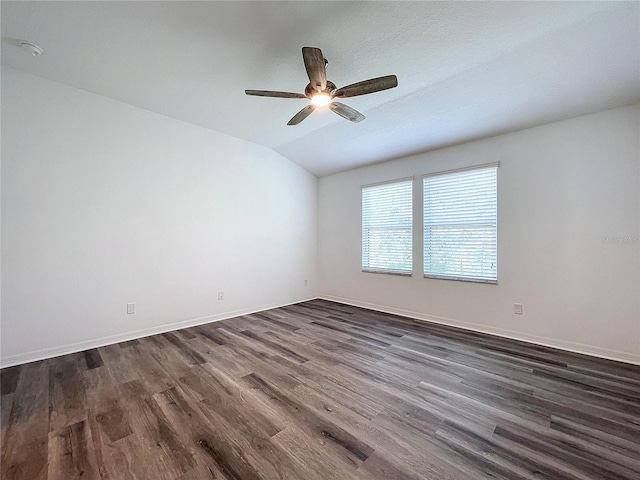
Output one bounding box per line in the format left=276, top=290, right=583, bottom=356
left=245, top=47, right=398, bottom=125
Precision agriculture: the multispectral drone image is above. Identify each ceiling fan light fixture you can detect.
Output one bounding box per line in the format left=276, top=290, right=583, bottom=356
left=311, top=93, right=331, bottom=107
left=245, top=47, right=397, bottom=125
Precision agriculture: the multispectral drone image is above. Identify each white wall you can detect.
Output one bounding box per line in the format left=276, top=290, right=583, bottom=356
left=319, top=104, right=640, bottom=364
left=1, top=68, right=318, bottom=366
left=3, top=68, right=638, bottom=368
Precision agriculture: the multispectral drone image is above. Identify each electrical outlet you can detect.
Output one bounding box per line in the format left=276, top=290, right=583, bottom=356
left=304, top=279, right=308, bottom=286
left=513, top=303, right=523, bottom=315
left=127, top=303, right=135, bottom=314
left=218, top=291, right=224, bottom=301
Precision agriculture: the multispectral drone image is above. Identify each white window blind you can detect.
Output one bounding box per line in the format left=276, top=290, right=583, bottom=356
left=362, top=179, right=413, bottom=275
left=423, top=165, right=497, bottom=283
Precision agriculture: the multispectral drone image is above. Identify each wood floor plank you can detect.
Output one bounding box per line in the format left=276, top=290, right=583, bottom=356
left=2, top=299, right=639, bottom=479
left=48, top=359, right=88, bottom=433
left=118, top=379, right=196, bottom=477
left=1, top=360, right=50, bottom=480
left=354, top=452, right=426, bottom=480
left=154, top=385, right=265, bottom=480
left=85, top=407, right=132, bottom=480
left=0, top=365, right=21, bottom=395
left=83, top=349, right=104, bottom=370
left=47, top=419, right=100, bottom=480
left=242, top=372, right=375, bottom=466
left=271, top=425, right=361, bottom=480
left=1, top=391, right=15, bottom=446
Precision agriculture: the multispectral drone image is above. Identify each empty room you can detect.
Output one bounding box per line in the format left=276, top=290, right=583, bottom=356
left=1, top=1, right=639, bottom=479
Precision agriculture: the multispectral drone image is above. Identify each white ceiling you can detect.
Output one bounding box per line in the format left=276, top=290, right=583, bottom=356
left=2, top=1, right=639, bottom=177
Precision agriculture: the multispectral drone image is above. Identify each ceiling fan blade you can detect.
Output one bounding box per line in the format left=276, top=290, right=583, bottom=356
left=245, top=90, right=307, bottom=99
left=329, top=102, right=365, bottom=123
left=302, top=47, right=327, bottom=93
left=334, top=75, right=398, bottom=98
left=287, top=105, right=315, bottom=125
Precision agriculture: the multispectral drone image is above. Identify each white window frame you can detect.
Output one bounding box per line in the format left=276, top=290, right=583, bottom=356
left=423, top=163, right=498, bottom=284
left=361, top=177, right=413, bottom=276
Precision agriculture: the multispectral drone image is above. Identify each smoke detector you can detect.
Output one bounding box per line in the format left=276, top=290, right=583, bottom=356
left=20, top=42, right=43, bottom=56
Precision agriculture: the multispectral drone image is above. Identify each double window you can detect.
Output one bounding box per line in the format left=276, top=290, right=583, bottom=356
left=361, top=164, right=498, bottom=283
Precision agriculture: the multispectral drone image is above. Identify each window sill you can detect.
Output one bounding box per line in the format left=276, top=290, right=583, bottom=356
left=362, top=269, right=413, bottom=277
left=424, top=274, right=497, bottom=285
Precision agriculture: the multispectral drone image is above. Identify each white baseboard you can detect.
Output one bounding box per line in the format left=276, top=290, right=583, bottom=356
left=0, top=297, right=317, bottom=368
left=5, top=295, right=638, bottom=368
left=319, top=295, right=640, bottom=366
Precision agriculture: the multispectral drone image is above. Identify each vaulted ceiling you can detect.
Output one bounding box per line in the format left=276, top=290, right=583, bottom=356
left=2, top=1, right=639, bottom=176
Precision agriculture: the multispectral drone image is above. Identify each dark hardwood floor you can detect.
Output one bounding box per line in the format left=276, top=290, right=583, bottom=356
left=2, top=299, right=640, bottom=479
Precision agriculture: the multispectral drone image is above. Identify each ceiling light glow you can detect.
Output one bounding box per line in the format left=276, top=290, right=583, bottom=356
left=311, top=93, right=331, bottom=107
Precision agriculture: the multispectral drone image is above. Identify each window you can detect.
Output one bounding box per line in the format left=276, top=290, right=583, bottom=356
left=423, top=164, right=498, bottom=283
left=362, top=178, right=413, bottom=275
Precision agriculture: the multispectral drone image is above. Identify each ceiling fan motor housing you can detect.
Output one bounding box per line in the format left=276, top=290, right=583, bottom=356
left=305, top=81, right=337, bottom=99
